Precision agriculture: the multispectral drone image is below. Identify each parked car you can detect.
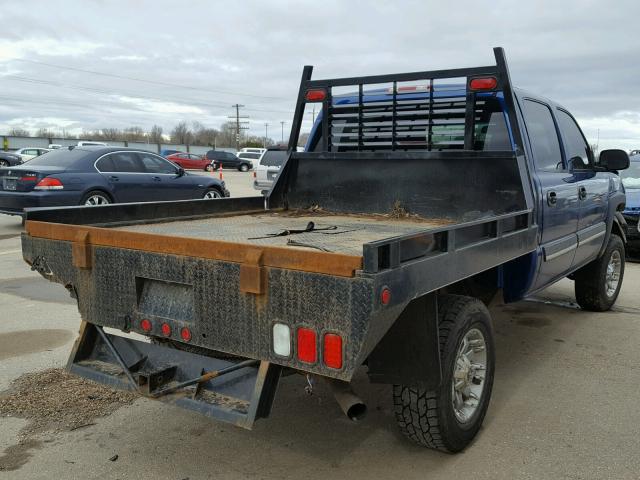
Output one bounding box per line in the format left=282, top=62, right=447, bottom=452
left=160, top=149, right=181, bottom=157
left=166, top=152, right=215, bottom=171
left=0, top=147, right=229, bottom=216
left=48, top=144, right=63, bottom=149
left=13, top=147, right=50, bottom=162
left=0, top=152, right=23, bottom=168
left=240, top=147, right=266, bottom=155
left=77, top=141, right=107, bottom=147
left=205, top=150, right=253, bottom=171
left=253, top=147, right=288, bottom=193
left=621, top=153, right=640, bottom=253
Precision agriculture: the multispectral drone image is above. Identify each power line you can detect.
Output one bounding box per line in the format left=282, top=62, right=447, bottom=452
left=3, top=74, right=296, bottom=115
left=13, top=58, right=288, bottom=101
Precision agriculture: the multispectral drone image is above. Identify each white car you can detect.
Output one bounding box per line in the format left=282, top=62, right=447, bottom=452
left=77, top=141, right=108, bottom=147
left=13, top=147, right=51, bottom=161
left=48, top=144, right=63, bottom=149
left=240, top=147, right=266, bottom=155
left=253, top=148, right=288, bottom=193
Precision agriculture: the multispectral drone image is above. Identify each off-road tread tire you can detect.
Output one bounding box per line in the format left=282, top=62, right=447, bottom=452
left=393, top=294, right=494, bottom=453
left=574, top=234, right=625, bottom=312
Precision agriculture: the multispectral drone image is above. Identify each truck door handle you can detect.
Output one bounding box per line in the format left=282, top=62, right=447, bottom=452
left=578, top=186, right=587, bottom=200
left=152, top=176, right=161, bottom=182
left=109, top=175, right=119, bottom=182
left=547, top=191, right=557, bottom=206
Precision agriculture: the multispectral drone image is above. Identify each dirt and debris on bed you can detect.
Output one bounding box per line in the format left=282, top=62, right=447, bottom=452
left=0, top=368, right=136, bottom=440
left=115, top=204, right=454, bottom=256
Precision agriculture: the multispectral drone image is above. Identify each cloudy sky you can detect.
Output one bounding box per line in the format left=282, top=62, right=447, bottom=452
left=0, top=0, right=639, bottom=149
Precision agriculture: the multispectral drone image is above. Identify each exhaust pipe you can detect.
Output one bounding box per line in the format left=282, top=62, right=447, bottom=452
left=326, top=379, right=367, bottom=421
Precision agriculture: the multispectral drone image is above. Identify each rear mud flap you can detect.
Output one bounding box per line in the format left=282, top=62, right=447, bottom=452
left=67, top=322, right=282, bottom=429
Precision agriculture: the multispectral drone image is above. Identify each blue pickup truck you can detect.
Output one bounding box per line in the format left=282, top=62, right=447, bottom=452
left=621, top=153, right=640, bottom=253
left=21, top=48, right=630, bottom=453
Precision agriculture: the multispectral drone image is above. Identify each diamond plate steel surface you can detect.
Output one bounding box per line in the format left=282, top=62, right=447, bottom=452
left=22, top=234, right=403, bottom=381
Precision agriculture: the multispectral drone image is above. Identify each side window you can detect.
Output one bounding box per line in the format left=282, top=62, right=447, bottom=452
left=522, top=99, right=564, bottom=171
left=473, top=98, right=511, bottom=151
left=224, top=152, right=236, bottom=160
left=556, top=109, right=591, bottom=169
left=138, top=153, right=177, bottom=174
left=96, top=155, right=115, bottom=172
left=111, top=152, right=145, bottom=173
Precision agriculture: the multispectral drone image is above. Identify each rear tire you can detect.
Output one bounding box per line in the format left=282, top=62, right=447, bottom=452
left=205, top=164, right=214, bottom=172
left=81, top=190, right=111, bottom=206
left=0, top=160, right=8, bottom=167
left=393, top=294, right=495, bottom=453
left=574, top=234, right=625, bottom=311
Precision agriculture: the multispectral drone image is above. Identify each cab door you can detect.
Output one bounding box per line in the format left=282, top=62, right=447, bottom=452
left=555, top=108, right=608, bottom=268
left=520, top=98, right=579, bottom=291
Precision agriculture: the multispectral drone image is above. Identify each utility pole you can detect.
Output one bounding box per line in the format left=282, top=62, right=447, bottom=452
left=264, top=123, right=269, bottom=148
left=280, top=121, right=285, bottom=143
left=308, top=105, right=316, bottom=124
left=228, top=104, right=249, bottom=151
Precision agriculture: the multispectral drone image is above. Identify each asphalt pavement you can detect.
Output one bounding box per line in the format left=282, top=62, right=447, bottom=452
left=1, top=172, right=640, bottom=479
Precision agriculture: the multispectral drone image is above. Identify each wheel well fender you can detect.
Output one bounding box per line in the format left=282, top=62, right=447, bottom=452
left=81, top=188, right=113, bottom=202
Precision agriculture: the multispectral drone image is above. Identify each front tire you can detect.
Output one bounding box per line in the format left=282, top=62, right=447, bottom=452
left=574, top=234, right=625, bottom=311
left=0, top=160, right=8, bottom=167
left=239, top=163, right=249, bottom=172
left=393, top=294, right=495, bottom=453
left=202, top=188, right=222, bottom=199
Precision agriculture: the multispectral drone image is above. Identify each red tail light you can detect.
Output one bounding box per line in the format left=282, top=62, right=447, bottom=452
left=381, top=287, right=392, bottom=306
left=34, top=177, right=63, bottom=190
left=297, top=328, right=317, bottom=363
left=323, top=333, right=343, bottom=369
left=161, top=323, right=171, bottom=336
left=305, top=89, right=326, bottom=102
left=469, top=76, right=498, bottom=91
left=180, top=327, right=192, bottom=342
left=140, top=319, right=152, bottom=332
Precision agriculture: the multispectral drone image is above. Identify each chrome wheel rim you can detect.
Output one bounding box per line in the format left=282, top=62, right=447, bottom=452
left=240, top=165, right=248, bottom=172
left=605, top=250, right=622, bottom=298
left=451, top=328, right=487, bottom=424
left=205, top=164, right=213, bottom=171
left=84, top=194, right=110, bottom=206
left=0, top=161, right=8, bottom=167
left=203, top=190, right=221, bottom=199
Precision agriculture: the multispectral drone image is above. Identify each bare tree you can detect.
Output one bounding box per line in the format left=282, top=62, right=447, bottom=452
left=171, top=121, right=192, bottom=144
left=149, top=125, right=164, bottom=143
left=123, top=126, right=146, bottom=142
left=192, top=121, right=218, bottom=146
left=8, top=127, right=30, bottom=137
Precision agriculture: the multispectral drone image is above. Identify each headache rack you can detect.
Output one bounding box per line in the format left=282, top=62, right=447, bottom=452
left=287, top=47, right=525, bottom=154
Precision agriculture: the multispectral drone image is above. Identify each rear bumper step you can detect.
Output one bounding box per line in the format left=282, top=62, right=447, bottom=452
left=68, top=322, right=282, bottom=429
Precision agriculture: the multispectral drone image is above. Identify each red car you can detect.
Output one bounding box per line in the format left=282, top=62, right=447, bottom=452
left=166, top=152, right=215, bottom=171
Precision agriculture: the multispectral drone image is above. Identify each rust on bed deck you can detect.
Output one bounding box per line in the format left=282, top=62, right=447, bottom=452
left=24, top=220, right=363, bottom=278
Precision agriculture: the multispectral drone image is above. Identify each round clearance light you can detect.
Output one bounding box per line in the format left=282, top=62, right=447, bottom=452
left=180, top=327, right=192, bottom=342
left=140, top=319, right=152, bottom=333
left=161, top=323, right=171, bottom=337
